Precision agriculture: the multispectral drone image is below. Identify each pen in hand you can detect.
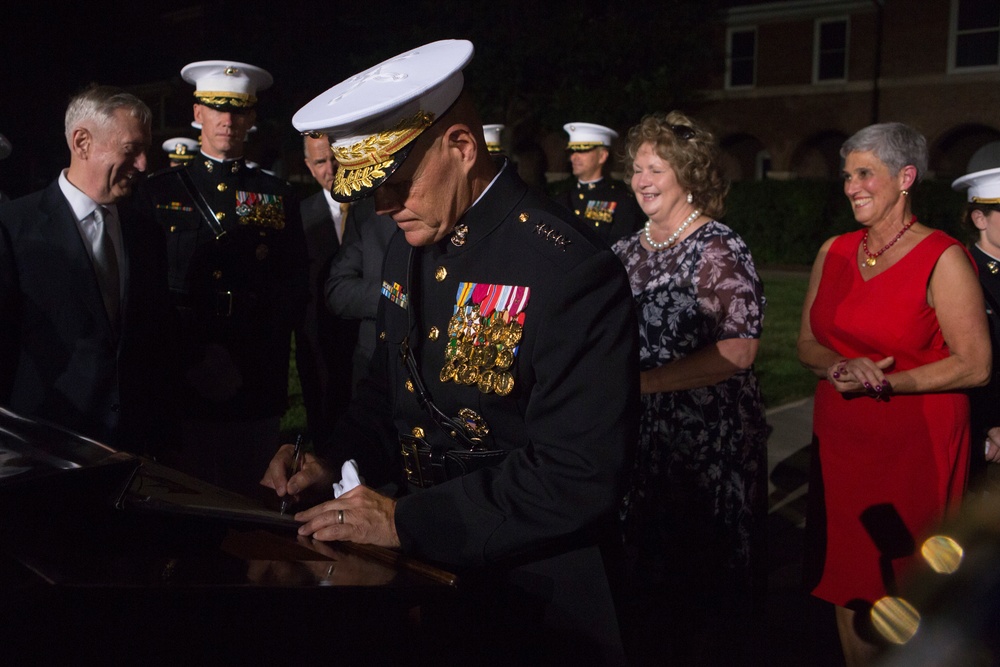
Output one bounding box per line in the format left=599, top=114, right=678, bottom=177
left=279, top=434, right=304, bottom=515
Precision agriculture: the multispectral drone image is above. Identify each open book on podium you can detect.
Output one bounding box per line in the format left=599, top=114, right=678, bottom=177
left=0, top=405, right=457, bottom=589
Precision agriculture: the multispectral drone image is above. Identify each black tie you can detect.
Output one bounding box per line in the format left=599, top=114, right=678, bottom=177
left=93, top=205, right=121, bottom=331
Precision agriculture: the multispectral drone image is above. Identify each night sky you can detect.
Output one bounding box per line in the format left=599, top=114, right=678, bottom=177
left=0, top=0, right=721, bottom=199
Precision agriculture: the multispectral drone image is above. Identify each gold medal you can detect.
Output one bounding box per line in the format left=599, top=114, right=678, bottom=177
left=495, top=347, right=514, bottom=370
left=440, top=360, right=457, bottom=383
left=505, top=321, right=523, bottom=346
left=494, top=371, right=515, bottom=396
left=477, top=370, right=496, bottom=394
left=471, top=345, right=492, bottom=367
left=458, top=363, right=479, bottom=385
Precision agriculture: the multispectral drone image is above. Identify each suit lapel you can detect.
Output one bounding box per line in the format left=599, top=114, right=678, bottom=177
left=42, top=181, right=120, bottom=343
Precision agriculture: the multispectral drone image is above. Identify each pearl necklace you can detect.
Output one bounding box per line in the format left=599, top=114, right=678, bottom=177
left=644, top=210, right=701, bottom=250
left=861, top=215, right=916, bottom=267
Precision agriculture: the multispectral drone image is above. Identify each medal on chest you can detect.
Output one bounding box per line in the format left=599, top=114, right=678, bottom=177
left=440, top=282, right=529, bottom=396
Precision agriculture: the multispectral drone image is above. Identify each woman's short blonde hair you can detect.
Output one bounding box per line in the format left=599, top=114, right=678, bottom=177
left=624, top=111, right=729, bottom=218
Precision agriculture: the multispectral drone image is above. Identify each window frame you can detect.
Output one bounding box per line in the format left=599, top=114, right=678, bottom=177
left=949, top=0, right=1000, bottom=72
left=727, top=26, right=758, bottom=89
left=813, top=16, right=850, bottom=83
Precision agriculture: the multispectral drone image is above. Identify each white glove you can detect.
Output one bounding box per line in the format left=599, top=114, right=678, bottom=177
left=332, top=459, right=362, bottom=498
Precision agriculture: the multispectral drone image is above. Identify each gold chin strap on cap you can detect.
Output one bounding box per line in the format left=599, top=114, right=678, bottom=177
left=972, top=196, right=1000, bottom=205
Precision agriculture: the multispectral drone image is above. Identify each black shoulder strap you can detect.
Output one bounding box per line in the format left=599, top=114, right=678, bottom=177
left=177, top=167, right=227, bottom=241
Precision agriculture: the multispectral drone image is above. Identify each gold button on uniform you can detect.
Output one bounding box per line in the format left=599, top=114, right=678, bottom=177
left=435, top=266, right=447, bottom=282
left=217, top=183, right=227, bottom=192
left=428, top=326, right=440, bottom=341
left=411, top=426, right=425, bottom=439
left=379, top=331, right=386, bottom=340
left=405, top=380, right=414, bottom=393
left=213, top=270, right=223, bottom=280
left=519, top=212, right=529, bottom=223
left=216, top=212, right=226, bottom=221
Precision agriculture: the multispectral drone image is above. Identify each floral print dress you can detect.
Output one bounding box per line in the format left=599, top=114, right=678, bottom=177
left=612, top=220, right=769, bottom=592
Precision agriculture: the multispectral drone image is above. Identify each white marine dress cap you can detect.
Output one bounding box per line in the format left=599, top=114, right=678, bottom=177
left=952, top=166, right=1000, bottom=204
left=564, top=122, right=618, bottom=152
left=162, top=137, right=200, bottom=162
left=292, top=39, right=475, bottom=202
left=181, top=60, right=273, bottom=111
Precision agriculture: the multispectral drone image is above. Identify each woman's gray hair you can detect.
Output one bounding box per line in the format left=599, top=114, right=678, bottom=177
left=840, top=122, right=928, bottom=182
left=64, top=84, right=152, bottom=142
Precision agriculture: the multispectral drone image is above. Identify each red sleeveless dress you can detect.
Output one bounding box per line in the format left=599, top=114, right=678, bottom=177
left=808, top=229, right=971, bottom=607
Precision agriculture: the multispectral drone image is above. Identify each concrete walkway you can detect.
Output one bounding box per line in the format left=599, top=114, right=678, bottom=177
left=764, top=397, right=844, bottom=666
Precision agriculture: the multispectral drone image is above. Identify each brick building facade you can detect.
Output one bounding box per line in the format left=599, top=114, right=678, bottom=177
left=695, top=0, right=1000, bottom=183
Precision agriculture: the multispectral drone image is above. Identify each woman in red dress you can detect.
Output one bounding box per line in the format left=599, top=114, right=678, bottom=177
left=797, top=122, right=991, bottom=666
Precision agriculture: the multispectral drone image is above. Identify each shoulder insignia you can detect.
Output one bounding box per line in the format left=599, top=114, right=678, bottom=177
left=517, top=211, right=572, bottom=251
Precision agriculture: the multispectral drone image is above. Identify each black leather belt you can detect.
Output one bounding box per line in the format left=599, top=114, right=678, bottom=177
left=400, top=434, right=509, bottom=488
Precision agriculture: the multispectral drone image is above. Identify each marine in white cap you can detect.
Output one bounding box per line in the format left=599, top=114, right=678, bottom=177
left=265, top=39, right=638, bottom=664
left=556, top=122, right=645, bottom=245
left=953, top=166, right=1000, bottom=478
left=162, top=136, right=199, bottom=167
left=482, top=123, right=505, bottom=154
left=137, top=60, right=308, bottom=498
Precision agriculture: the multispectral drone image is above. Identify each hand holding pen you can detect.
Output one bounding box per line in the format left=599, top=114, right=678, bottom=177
left=279, top=434, right=304, bottom=515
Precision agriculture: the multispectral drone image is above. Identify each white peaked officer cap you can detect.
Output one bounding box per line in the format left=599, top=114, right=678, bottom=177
left=564, top=122, right=618, bottom=152
left=952, top=166, right=1000, bottom=204
left=181, top=60, right=273, bottom=111
left=292, top=39, right=475, bottom=202
left=483, top=124, right=505, bottom=154
left=162, top=137, right=200, bottom=162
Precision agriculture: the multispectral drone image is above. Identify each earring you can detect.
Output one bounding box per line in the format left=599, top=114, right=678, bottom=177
left=686, top=192, right=693, bottom=204
left=901, top=189, right=909, bottom=197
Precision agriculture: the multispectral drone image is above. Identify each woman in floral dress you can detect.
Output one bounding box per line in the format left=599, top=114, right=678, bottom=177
left=612, top=111, right=769, bottom=666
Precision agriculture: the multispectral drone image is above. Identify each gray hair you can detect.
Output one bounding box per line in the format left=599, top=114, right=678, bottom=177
left=64, top=84, right=152, bottom=142
left=840, top=122, right=928, bottom=183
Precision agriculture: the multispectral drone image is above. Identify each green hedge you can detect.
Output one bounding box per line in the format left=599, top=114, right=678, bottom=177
left=720, top=179, right=971, bottom=267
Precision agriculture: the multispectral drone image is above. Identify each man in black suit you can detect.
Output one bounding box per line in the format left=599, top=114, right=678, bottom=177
left=296, top=133, right=358, bottom=445
left=0, top=85, right=174, bottom=455
left=324, top=195, right=397, bottom=396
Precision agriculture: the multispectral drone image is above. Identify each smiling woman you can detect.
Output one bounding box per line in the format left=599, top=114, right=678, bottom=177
left=611, top=111, right=769, bottom=666
left=797, top=122, right=991, bottom=666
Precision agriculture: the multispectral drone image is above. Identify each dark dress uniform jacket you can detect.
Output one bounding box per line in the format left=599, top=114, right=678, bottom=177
left=327, top=162, right=640, bottom=664
left=557, top=177, right=645, bottom=246
left=0, top=182, right=175, bottom=453
left=138, top=157, right=308, bottom=420
left=296, top=190, right=357, bottom=441
left=970, top=245, right=1000, bottom=489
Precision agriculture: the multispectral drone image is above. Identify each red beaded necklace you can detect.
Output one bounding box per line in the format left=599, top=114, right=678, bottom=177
left=861, top=215, right=917, bottom=267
